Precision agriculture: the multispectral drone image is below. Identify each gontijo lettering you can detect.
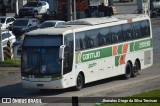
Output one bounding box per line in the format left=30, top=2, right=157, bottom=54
left=82, top=51, right=100, bottom=61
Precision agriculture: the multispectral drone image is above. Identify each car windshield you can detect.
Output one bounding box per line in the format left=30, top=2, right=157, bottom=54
left=24, top=2, right=38, bottom=7
left=0, top=18, right=6, bottom=23
left=13, top=20, right=29, bottom=26
left=39, top=22, right=56, bottom=28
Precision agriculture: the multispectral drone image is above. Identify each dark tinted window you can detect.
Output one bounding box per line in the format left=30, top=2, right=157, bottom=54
left=111, top=25, right=123, bottom=43
left=24, top=35, right=62, bottom=46
left=63, top=34, right=74, bottom=74
left=41, top=2, right=46, bottom=6
left=98, top=27, right=112, bottom=46
left=132, top=22, right=141, bottom=39
left=75, top=20, right=150, bottom=51
left=25, top=2, right=38, bottom=7
left=6, top=18, right=11, bottom=23
left=75, top=31, right=87, bottom=50
left=0, top=18, right=6, bottom=23
left=122, top=23, right=132, bottom=41
left=86, top=29, right=99, bottom=48
left=141, top=20, right=150, bottom=37
left=11, top=18, right=15, bottom=22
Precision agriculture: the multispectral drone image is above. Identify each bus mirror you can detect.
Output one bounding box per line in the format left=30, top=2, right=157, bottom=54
left=59, top=45, right=65, bottom=60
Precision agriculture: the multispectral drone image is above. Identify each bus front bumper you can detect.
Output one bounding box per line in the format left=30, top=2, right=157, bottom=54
left=22, top=79, right=65, bottom=89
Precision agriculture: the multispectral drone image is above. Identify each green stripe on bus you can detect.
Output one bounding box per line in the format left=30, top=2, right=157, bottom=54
left=117, top=45, right=123, bottom=55
left=115, top=56, right=120, bottom=66
left=76, top=38, right=152, bottom=64
left=130, top=39, right=152, bottom=52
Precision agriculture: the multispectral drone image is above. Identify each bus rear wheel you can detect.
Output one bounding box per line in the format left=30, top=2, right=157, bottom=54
left=75, top=73, right=84, bottom=91
left=123, top=62, right=132, bottom=79
left=132, top=61, right=139, bottom=77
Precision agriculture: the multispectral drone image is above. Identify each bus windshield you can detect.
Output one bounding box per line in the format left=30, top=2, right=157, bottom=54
left=22, top=35, right=62, bottom=75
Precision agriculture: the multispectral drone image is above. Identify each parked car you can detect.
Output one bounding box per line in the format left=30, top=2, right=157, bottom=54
left=1, top=31, right=16, bottom=48
left=10, top=18, right=40, bottom=37
left=39, top=20, right=65, bottom=28
left=19, top=1, right=49, bottom=18
left=0, top=16, right=16, bottom=30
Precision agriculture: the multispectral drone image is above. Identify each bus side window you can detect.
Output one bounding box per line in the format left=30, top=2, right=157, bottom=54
left=99, top=27, right=111, bottom=45
left=75, top=38, right=80, bottom=51
left=98, top=34, right=106, bottom=46
left=87, top=40, right=94, bottom=48
left=132, top=22, right=141, bottom=39
left=86, top=29, right=99, bottom=48
left=75, top=32, right=87, bottom=50
left=141, top=20, right=150, bottom=37
left=111, top=25, right=123, bottom=43
left=112, top=34, right=119, bottom=43
left=122, top=23, right=132, bottom=41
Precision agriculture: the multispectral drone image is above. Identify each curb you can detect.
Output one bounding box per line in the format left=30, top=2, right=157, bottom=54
left=0, top=64, right=20, bottom=67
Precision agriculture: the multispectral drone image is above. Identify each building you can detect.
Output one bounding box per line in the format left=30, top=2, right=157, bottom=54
left=2, top=0, right=27, bottom=12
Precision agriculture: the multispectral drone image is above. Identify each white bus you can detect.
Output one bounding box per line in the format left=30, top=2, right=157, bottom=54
left=21, top=14, right=153, bottom=90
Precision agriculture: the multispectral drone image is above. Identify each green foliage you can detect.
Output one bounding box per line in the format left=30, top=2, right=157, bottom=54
left=1, top=59, right=21, bottom=66
left=132, top=89, right=160, bottom=97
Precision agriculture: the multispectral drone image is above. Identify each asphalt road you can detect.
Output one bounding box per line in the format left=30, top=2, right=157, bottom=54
left=0, top=17, right=160, bottom=106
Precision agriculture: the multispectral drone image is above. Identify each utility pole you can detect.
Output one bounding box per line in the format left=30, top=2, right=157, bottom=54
left=15, top=0, right=19, bottom=17
left=0, top=22, right=4, bottom=62
left=67, top=0, right=73, bottom=21
left=73, top=0, right=76, bottom=20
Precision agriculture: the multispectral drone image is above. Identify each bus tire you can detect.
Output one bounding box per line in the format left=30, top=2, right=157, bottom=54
left=75, top=73, right=84, bottom=91
left=132, top=61, right=139, bottom=77
left=123, top=62, right=132, bottom=79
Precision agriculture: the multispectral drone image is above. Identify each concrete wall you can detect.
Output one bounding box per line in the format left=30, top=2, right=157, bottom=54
left=114, top=0, right=137, bottom=14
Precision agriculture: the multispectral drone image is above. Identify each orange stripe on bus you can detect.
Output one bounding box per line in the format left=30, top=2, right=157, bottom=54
left=119, top=54, right=126, bottom=65
left=123, top=43, right=128, bottom=54
left=113, top=46, right=118, bottom=56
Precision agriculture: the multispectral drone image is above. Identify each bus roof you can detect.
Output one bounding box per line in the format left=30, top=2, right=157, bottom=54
left=26, top=14, right=149, bottom=36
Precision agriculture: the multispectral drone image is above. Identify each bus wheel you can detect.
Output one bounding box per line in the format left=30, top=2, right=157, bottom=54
left=123, top=62, right=132, bottom=79
left=75, top=73, right=84, bottom=91
left=132, top=61, right=139, bottom=77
